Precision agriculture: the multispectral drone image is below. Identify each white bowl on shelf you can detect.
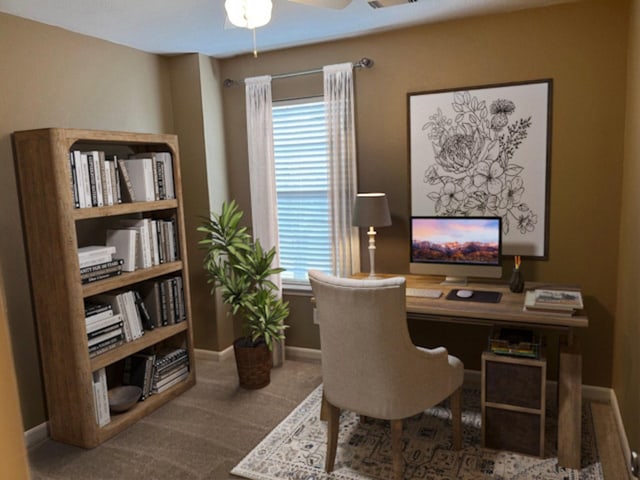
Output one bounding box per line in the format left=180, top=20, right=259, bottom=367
left=108, top=385, right=142, bottom=413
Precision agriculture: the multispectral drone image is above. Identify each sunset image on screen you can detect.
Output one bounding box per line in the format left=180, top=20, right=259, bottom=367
left=411, top=218, right=500, bottom=265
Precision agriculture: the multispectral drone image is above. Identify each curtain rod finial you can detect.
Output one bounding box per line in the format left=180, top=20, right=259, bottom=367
left=359, top=57, right=374, bottom=68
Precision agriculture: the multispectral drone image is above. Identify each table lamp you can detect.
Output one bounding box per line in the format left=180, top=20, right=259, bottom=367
left=352, top=193, right=392, bottom=278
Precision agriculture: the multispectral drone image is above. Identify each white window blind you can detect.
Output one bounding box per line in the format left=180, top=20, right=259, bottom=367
left=273, top=98, right=332, bottom=285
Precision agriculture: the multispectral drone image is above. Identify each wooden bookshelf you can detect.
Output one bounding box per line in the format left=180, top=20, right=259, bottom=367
left=12, top=128, right=195, bottom=448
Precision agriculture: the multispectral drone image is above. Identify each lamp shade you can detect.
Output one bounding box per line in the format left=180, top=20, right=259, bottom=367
left=225, top=0, right=273, bottom=29
left=352, top=193, right=392, bottom=227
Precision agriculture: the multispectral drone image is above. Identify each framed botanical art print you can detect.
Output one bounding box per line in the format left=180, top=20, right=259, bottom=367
left=408, top=79, right=552, bottom=258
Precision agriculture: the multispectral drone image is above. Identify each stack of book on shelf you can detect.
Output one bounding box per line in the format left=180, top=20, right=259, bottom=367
left=106, top=218, right=179, bottom=273
left=78, top=245, right=124, bottom=284
left=152, top=347, right=189, bottom=394
left=69, top=150, right=122, bottom=209
left=140, top=275, right=186, bottom=327
left=92, top=368, right=110, bottom=426
left=122, top=352, right=156, bottom=400
left=93, top=291, right=146, bottom=343
left=117, top=152, right=175, bottom=203
left=85, top=302, right=125, bottom=357
left=523, top=288, right=584, bottom=316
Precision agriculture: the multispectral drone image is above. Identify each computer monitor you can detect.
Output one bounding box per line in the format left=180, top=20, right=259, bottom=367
left=410, top=216, right=503, bottom=285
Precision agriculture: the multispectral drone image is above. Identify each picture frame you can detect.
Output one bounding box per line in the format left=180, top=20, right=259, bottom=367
left=408, top=79, right=552, bottom=258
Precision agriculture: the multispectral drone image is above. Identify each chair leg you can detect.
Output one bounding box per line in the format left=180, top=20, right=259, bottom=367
left=325, top=400, right=340, bottom=473
left=450, top=387, right=463, bottom=450
left=391, top=419, right=403, bottom=480
left=320, top=392, right=329, bottom=422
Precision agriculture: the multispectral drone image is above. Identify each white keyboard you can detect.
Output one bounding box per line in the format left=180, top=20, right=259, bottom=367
left=406, top=288, right=443, bottom=299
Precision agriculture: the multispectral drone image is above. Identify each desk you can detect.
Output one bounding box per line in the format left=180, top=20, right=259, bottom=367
left=352, top=273, right=588, bottom=468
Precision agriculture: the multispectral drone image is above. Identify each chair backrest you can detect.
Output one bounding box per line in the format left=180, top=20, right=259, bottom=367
left=309, top=270, right=443, bottom=419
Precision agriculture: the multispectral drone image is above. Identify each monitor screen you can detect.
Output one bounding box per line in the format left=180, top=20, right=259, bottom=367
left=410, top=216, right=503, bottom=284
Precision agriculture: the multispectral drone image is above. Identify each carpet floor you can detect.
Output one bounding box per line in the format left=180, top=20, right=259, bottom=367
left=27, top=355, right=624, bottom=479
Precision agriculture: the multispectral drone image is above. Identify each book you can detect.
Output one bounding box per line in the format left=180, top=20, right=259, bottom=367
left=105, top=154, right=122, bottom=203
left=123, top=353, right=155, bottom=400
left=69, top=151, right=80, bottom=208
left=119, top=158, right=155, bottom=202
left=88, top=326, right=123, bottom=348
left=523, top=291, right=578, bottom=316
left=78, top=245, right=116, bottom=259
left=105, top=229, right=138, bottom=272
left=89, top=335, right=124, bottom=357
left=92, top=369, right=110, bottom=426
left=153, top=365, right=189, bottom=393
left=81, top=265, right=123, bottom=284
left=86, top=313, right=124, bottom=335
left=117, top=159, right=136, bottom=202
left=114, top=218, right=153, bottom=268
left=76, top=151, right=92, bottom=208
left=80, top=259, right=124, bottom=276
left=133, top=290, right=154, bottom=330
left=94, top=293, right=134, bottom=342
left=533, top=289, right=583, bottom=310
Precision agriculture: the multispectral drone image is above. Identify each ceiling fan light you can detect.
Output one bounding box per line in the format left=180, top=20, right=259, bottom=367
left=225, top=0, right=273, bottom=29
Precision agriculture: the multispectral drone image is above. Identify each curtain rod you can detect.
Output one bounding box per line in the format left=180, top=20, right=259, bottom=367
left=223, top=57, right=374, bottom=88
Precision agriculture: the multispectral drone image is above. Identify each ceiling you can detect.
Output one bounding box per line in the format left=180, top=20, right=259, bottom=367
left=0, top=0, right=577, bottom=58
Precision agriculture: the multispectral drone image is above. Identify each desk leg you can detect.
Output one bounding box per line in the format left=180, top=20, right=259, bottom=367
left=558, top=335, right=582, bottom=469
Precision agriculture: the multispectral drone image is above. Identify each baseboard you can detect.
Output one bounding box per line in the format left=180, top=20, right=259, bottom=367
left=194, top=345, right=234, bottom=362
left=24, top=421, right=48, bottom=450
left=609, top=388, right=635, bottom=478
left=285, top=345, right=322, bottom=362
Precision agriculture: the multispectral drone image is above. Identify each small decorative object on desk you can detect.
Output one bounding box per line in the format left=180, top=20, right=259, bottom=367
left=509, top=255, right=524, bottom=293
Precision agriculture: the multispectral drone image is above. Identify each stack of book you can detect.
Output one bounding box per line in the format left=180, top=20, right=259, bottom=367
left=140, top=276, right=186, bottom=327
left=93, top=291, right=146, bottom=342
left=85, top=302, right=125, bottom=357
left=523, top=288, right=584, bottom=316
left=152, top=347, right=189, bottom=394
left=69, top=150, right=122, bottom=209
left=118, top=152, right=175, bottom=203
left=122, top=352, right=156, bottom=400
left=105, top=217, right=179, bottom=273
left=78, top=245, right=124, bottom=284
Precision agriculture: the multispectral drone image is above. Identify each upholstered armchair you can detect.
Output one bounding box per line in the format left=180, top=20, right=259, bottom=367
left=308, top=270, right=464, bottom=480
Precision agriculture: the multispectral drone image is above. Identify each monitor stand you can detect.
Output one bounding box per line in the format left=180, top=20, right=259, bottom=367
left=441, top=276, right=468, bottom=286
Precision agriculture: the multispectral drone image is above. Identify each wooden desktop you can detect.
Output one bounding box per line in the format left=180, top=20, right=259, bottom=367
left=352, top=272, right=587, bottom=469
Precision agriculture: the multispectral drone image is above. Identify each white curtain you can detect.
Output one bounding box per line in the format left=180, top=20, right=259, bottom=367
left=323, top=63, right=361, bottom=277
left=245, top=75, right=284, bottom=365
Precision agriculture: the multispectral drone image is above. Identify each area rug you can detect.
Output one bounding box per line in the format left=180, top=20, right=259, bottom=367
left=231, top=385, right=603, bottom=480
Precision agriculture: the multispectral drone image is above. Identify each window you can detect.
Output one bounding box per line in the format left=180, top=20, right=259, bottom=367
left=273, top=97, right=332, bottom=285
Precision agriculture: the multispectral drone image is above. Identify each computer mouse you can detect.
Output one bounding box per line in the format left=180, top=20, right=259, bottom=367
left=456, top=289, right=474, bottom=298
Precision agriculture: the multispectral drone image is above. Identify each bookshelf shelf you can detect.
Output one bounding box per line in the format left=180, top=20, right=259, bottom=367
left=12, top=128, right=196, bottom=448
left=73, top=199, right=179, bottom=220
left=82, top=261, right=184, bottom=297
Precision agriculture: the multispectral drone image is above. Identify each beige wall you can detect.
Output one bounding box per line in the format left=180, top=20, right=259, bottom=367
left=1, top=0, right=637, bottom=458
left=0, top=12, right=176, bottom=429
left=615, top=0, right=640, bottom=455
left=220, top=0, right=629, bottom=387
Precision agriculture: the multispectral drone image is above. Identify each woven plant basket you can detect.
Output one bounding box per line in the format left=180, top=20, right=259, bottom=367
left=233, top=338, right=273, bottom=389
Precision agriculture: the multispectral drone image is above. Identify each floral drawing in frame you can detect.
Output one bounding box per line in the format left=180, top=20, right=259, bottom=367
left=408, top=79, right=552, bottom=258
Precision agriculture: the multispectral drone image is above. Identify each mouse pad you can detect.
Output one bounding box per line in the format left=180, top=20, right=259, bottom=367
left=446, top=289, right=502, bottom=303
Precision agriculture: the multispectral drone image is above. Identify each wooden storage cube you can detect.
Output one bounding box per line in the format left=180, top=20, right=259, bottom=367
left=484, top=360, right=543, bottom=409
left=484, top=407, right=542, bottom=456
left=481, top=351, right=546, bottom=457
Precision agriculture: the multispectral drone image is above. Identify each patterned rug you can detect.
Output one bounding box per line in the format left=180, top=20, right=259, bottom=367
left=231, top=385, right=603, bottom=480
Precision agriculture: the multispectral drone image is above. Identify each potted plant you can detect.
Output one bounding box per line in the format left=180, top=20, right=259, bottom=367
left=197, top=200, right=289, bottom=389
